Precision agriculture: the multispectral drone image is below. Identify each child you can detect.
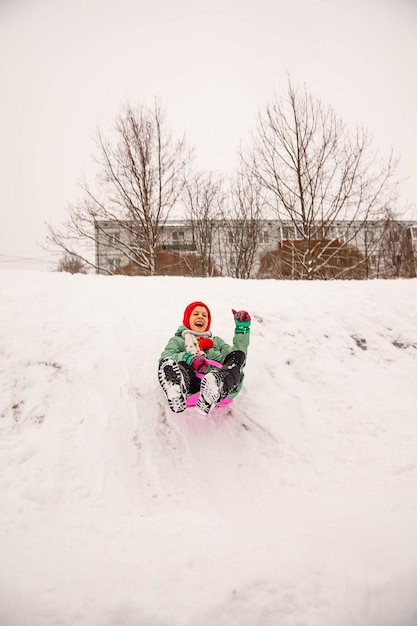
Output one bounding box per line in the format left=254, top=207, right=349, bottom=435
left=158, top=301, right=251, bottom=415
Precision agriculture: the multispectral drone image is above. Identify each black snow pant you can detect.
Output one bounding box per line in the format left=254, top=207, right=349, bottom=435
left=179, top=350, right=246, bottom=397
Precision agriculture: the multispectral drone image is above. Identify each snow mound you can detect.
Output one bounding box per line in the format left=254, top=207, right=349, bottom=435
left=1, top=270, right=417, bottom=626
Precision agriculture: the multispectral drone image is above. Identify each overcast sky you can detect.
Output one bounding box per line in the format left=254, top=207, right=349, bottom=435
left=1, top=0, right=416, bottom=270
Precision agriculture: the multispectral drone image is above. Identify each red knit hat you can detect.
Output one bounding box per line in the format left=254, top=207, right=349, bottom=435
left=183, top=301, right=211, bottom=330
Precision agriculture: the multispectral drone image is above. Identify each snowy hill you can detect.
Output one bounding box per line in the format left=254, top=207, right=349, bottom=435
left=1, top=270, right=417, bottom=626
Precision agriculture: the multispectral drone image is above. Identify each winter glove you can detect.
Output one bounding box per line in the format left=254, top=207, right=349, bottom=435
left=183, top=353, right=208, bottom=372
left=232, top=309, right=251, bottom=334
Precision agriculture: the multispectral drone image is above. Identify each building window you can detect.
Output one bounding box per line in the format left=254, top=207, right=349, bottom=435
left=109, top=258, right=121, bottom=272
left=411, top=226, right=417, bottom=239
left=282, top=226, right=294, bottom=240
left=172, top=231, right=185, bottom=243
left=109, top=231, right=120, bottom=245
left=329, top=226, right=338, bottom=240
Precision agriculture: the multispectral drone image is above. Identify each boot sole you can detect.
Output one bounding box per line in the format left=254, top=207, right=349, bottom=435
left=195, top=372, right=222, bottom=415
left=158, top=358, right=187, bottom=413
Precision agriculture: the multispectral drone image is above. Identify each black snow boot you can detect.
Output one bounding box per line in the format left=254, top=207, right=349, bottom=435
left=158, top=357, right=190, bottom=413
left=196, top=350, right=245, bottom=415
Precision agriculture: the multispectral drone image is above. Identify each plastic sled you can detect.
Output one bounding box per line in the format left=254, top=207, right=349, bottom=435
left=186, top=359, right=233, bottom=409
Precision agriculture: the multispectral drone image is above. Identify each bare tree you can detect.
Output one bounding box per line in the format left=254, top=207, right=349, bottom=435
left=257, top=238, right=367, bottom=280
left=375, top=210, right=416, bottom=278
left=183, top=172, right=225, bottom=276
left=244, top=79, right=400, bottom=279
left=56, top=253, right=87, bottom=274
left=221, top=170, right=265, bottom=278
left=47, top=101, right=193, bottom=275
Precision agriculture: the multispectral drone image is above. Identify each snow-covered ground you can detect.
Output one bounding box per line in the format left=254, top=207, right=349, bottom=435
left=1, top=270, right=417, bottom=626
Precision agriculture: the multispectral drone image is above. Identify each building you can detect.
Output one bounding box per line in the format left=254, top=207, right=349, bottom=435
left=94, top=218, right=417, bottom=278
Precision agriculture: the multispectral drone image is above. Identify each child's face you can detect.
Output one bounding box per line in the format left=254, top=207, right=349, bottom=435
left=189, top=306, right=209, bottom=332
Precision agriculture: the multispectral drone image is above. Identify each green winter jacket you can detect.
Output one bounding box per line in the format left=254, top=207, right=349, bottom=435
left=160, top=325, right=250, bottom=398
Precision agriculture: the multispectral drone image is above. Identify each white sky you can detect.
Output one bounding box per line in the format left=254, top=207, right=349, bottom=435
left=1, top=0, right=416, bottom=269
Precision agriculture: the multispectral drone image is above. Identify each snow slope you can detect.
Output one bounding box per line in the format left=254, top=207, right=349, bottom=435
left=1, top=270, right=417, bottom=626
